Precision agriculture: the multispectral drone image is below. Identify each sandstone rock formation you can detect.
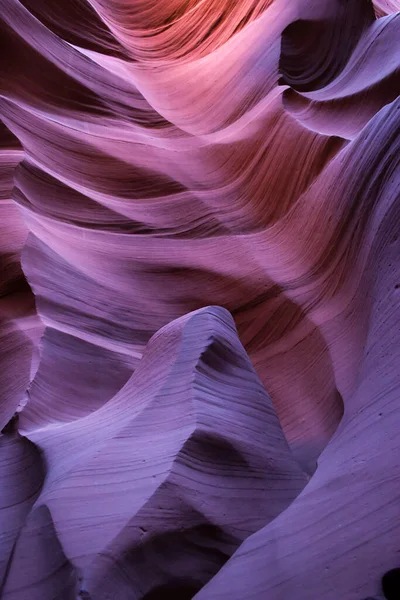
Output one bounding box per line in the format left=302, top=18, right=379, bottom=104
left=0, top=0, right=399, bottom=598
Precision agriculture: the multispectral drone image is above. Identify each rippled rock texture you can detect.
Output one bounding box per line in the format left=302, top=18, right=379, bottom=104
left=0, top=0, right=399, bottom=599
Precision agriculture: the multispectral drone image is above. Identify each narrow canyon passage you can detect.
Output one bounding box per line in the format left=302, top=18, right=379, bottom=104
left=0, top=0, right=399, bottom=599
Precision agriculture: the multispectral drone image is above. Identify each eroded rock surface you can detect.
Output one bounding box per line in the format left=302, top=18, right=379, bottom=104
left=0, top=0, right=399, bottom=598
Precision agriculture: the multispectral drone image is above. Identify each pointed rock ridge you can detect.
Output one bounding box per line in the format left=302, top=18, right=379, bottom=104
left=0, top=429, right=45, bottom=586
left=192, top=98, right=400, bottom=600
left=27, top=306, right=307, bottom=596
left=1, top=504, right=78, bottom=599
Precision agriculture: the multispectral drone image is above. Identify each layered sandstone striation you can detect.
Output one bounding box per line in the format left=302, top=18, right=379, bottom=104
left=0, top=0, right=399, bottom=598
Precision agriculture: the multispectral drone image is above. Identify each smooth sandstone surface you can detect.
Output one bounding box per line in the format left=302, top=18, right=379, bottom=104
left=0, top=0, right=399, bottom=599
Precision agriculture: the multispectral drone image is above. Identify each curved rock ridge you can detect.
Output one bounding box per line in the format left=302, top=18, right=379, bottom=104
left=2, top=0, right=348, bottom=468
left=0, top=122, right=42, bottom=431
left=12, top=307, right=306, bottom=598
left=0, top=0, right=399, bottom=598
left=280, top=11, right=400, bottom=139
left=1, top=505, right=78, bottom=599
left=0, top=424, right=45, bottom=588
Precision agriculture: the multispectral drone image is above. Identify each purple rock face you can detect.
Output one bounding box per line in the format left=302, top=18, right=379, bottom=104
left=0, top=0, right=399, bottom=599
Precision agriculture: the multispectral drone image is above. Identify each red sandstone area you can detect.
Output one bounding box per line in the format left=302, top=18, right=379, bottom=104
left=0, top=1, right=399, bottom=599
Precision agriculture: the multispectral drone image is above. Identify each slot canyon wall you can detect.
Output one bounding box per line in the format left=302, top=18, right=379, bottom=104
left=0, top=0, right=399, bottom=598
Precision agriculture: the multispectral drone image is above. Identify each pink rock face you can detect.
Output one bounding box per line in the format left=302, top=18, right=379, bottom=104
left=0, top=0, right=399, bottom=599
left=0, top=124, right=42, bottom=431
